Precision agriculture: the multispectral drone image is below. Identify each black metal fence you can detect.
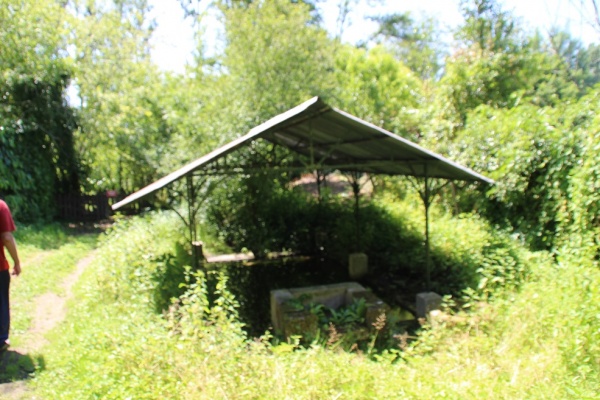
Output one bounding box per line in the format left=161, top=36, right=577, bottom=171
left=56, top=193, right=111, bottom=221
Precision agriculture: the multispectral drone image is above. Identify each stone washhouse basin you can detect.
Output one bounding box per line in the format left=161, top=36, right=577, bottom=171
left=270, top=282, right=390, bottom=338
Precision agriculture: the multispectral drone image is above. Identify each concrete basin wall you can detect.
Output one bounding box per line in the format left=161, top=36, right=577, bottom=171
left=270, top=282, right=389, bottom=337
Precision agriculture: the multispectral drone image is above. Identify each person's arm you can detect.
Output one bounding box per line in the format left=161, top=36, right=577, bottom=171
left=0, top=232, right=20, bottom=276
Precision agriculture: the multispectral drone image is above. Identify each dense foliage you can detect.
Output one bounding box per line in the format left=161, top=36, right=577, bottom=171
left=2, top=0, right=598, bottom=234
left=0, top=74, right=80, bottom=221
left=21, top=207, right=598, bottom=398
left=0, top=1, right=80, bottom=220
left=3, top=0, right=600, bottom=397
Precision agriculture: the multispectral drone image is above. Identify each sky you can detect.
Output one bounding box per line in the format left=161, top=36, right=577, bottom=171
left=148, top=0, right=600, bottom=74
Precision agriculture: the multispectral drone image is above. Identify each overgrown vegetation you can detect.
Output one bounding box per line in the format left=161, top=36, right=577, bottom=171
left=23, top=205, right=598, bottom=398
left=203, top=186, right=528, bottom=337
left=2, top=0, right=600, bottom=397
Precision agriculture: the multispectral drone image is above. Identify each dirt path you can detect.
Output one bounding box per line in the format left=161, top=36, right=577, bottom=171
left=0, top=252, right=95, bottom=399
left=19, top=253, right=95, bottom=354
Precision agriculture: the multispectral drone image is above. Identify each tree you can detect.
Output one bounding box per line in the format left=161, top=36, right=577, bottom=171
left=435, top=0, right=592, bottom=129
left=67, top=0, right=170, bottom=193
left=369, top=12, right=445, bottom=80
left=560, top=87, right=600, bottom=260
left=0, top=0, right=80, bottom=220
left=547, top=29, right=600, bottom=92
left=571, top=0, right=600, bottom=37
left=178, top=0, right=323, bottom=23
left=457, top=0, right=521, bottom=54
left=219, top=0, right=336, bottom=124
left=332, top=45, right=424, bottom=140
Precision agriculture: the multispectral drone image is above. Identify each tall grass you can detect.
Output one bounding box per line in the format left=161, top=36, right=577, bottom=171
left=25, top=209, right=600, bottom=399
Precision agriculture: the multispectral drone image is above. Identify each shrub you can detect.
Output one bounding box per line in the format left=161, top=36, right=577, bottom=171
left=100, top=194, right=531, bottom=342
left=96, top=212, right=192, bottom=313
left=205, top=185, right=530, bottom=335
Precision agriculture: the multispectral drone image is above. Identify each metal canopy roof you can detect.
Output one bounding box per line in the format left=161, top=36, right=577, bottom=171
left=113, top=96, right=492, bottom=210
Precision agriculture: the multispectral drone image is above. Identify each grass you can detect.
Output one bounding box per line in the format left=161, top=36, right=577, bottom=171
left=0, top=223, right=98, bottom=384
left=21, top=212, right=600, bottom=399
left=8, top=224, right=98, bottom=349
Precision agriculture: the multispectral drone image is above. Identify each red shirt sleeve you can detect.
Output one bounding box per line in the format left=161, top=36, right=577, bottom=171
left=0, top=201, right=16, bottom=233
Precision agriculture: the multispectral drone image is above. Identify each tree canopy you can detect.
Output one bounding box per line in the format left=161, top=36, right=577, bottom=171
left=0, top=0, right=599, bottom=261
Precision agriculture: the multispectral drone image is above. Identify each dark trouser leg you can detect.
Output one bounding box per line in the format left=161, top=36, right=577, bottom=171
left=0, top=270, right=10, bottom=343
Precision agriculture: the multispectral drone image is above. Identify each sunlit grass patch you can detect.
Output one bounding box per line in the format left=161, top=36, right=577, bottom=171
left=10, top=234, right=98, bottom=348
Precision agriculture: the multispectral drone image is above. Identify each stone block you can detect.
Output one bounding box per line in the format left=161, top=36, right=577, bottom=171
left=270, top=289, right=294, bottom=333
left=416, top=292, right=442, bottom=318
left=345, top=287, right=368, bottom=304
left=282, top=311, right=318, bottom=339
left=271, top=282, right=392, bottom=339
left=349, top=253, right=368, bottom=279
left=365, top=302, right=390, bottom=327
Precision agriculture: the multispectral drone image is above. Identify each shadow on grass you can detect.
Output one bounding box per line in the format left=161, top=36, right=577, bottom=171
left=14, top=221, right=107, bottom=251
left=0, top=350, right=43, bottom=383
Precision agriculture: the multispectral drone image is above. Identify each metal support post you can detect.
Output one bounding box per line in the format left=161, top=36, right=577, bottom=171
left=351, top=174, right=361, bottom=252
left=186, top=175, right=202, bottom=270
left=424, top=172, right=431, bottom=292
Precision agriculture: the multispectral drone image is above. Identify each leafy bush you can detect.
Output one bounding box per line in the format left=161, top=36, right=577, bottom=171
left=96, top=212, right=192, bottom=313
left=0, top=74, right=80, bottom=222
left=205, top=172, right=315, bottom=258
left=366, top=195, right=529, bottom=301
left=205, top=172, right=530, bottom=325
left=442, top=103, right=580, bottom=251
left=435, top=88, right=600, bottom=253
left=556, top=88, right=600, bottom=262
